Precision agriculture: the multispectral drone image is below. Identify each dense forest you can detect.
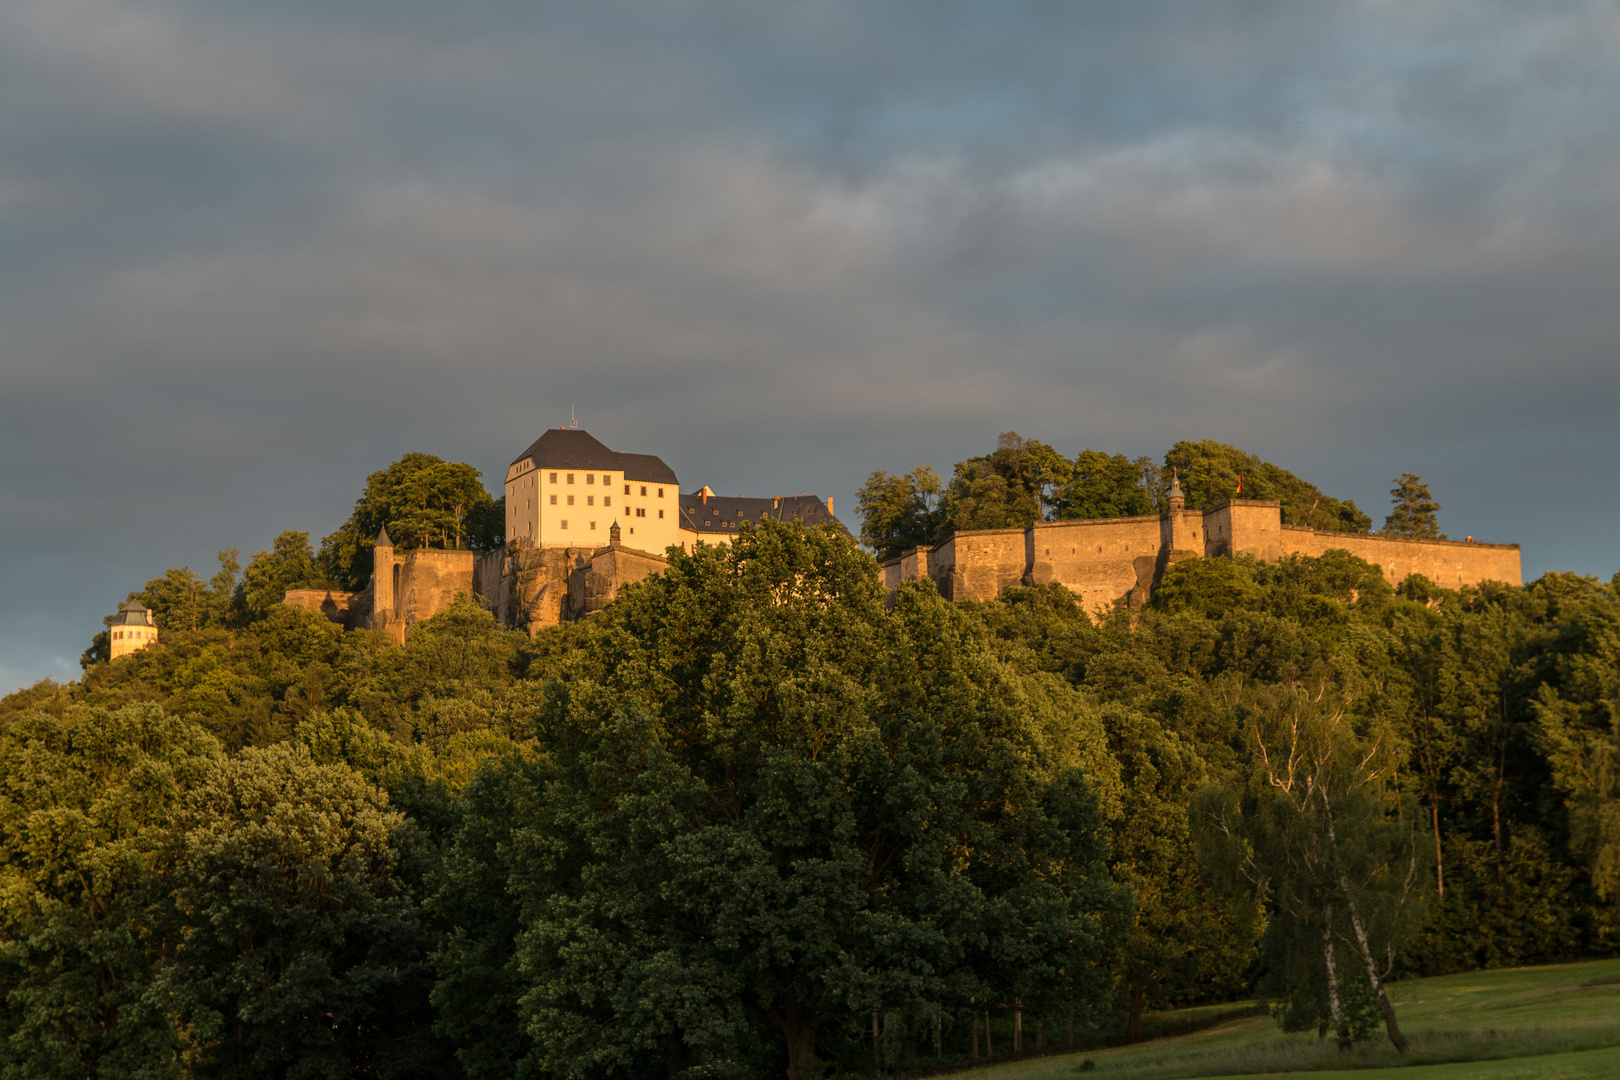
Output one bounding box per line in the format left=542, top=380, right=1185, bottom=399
left=3, top=440, right=1618, bottom=1079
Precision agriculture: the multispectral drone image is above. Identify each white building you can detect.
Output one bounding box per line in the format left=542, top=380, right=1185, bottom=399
left=505, top=428, right=683, bottom=553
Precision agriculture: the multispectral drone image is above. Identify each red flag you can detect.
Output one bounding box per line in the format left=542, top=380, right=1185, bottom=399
left=1237, top=471, right=1243, bottom=495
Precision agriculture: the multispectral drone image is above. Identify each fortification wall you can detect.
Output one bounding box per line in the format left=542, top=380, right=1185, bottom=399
left=1203, top=500, right=1283, bottom=561
left=384, top=549, right=477, bottom=642
left=569, top=545, right=668, bottom=618
left=282, top=588, right=364, bottom=630
left=1280, top=528, right=1522, bottom=588
left=1161, top=507, right=1206, bottom=563
left=1027, top=517, right=1161, bottom=614
left=931, top=529, right=1027, bottom=601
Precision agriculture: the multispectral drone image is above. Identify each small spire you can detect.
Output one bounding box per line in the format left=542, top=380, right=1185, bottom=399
left=609, top=520, right=621, bottom=547
left=376, top=523, right=394, bottom=547
left=1167, top=470, right=1184, bottom=500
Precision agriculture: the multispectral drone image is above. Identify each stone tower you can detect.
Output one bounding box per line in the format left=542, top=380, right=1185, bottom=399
left=1159, top=470, right=1204, bottom=567
left=108, top=600, right=158, bottom=660
left=371, top=524, right=396, bottom=637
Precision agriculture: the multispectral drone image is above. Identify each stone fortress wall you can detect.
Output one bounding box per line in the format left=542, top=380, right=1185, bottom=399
left=882, top=496, right=1521, bottom=616
left=283, top=530, right=661, bottom=643
left=282, top=429, right=1520, bottom=640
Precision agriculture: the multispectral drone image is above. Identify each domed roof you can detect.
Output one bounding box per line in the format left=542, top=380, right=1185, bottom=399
left=109, top=601, right=155, bottom=627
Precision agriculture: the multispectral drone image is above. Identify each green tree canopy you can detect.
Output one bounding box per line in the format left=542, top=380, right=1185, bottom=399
left=1384, top=473, right=1444, bottom=539
left=854, top=465, right=942, bottom=559
left=318, top=453, right=498, bottom=589
left=234, top=530, right=324, bottom=625
left=940, top=432, right=1071, bottom=534
left=1053, top=450, right=1156, bottom=521
left=152, top=742, right=447, bottom=1078
left=0, top=704, right=221, bottom=1079
left=1166, top=440, right=1371, bottom=532
left=438, top=522, right=1129, bottom=1080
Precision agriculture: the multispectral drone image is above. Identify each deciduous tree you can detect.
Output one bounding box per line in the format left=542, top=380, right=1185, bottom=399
left=318, top=453, right=497, bottom=589
left=441, top=523, right=1128, bottom=1080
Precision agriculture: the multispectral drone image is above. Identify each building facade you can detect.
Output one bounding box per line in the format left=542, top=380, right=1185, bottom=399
left=285, top=427, right=844, bottom=641
left=108, top=601, right=159, bottom=659
left=504, top=428, right=683, bottom=553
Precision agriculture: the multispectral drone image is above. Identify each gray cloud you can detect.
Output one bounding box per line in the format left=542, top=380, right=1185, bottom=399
left=5, top=0, right=1620, bottom=691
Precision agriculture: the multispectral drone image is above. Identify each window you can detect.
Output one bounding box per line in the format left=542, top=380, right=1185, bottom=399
left=640, top=485, right=647, bottom=496
left=658, top=509, right=664, bottom=518
left=590, top=521, right=596, bottom=530
left=624, top=484, right=630, bottom=494
left=550, top=472, right=557, bottom=483
left=625, top=506, right=631, bottom=516
left=657, top=488, right=664, bottom=498
left=567, top=495, right=575, bottom=505
left=601, top=474, right=610, bottom=485
left=604, top=496, right=611, bottom=507
left=636, top=508, right=645, bottom=518
left=587, top=473, right=595, bottom=485
left=550, top=495, right=557, bottom=505
left=567, top=473, right=575, bottom=484
left=587, top=496, right=594, bottom=506
left=561, top=520, right=568, bottom=529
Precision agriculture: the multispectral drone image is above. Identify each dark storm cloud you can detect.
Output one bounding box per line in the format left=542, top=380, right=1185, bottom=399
left=4, top=0, right=1620, bottom=690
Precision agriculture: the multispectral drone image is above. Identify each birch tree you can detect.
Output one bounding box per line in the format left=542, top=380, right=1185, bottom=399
left=1199, top=681, right=1425, bottom=1054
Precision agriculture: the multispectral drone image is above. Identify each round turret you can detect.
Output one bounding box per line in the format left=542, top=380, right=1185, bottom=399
left=1167, top=470, right=1185, bottom=511
left=108, top=600, right=159, bottom=660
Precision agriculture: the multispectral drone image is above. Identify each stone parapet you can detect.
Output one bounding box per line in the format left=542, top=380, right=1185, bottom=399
left=282, top=588, right=364, bottom=630
left=1279, top=526, right=1521, bottom=589
left=882, top=498, right=1521, bottom=615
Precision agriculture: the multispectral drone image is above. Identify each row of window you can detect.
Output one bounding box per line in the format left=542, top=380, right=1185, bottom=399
left=541, top=471, right=664, bottom=498
left=556, top=508, right=664, bottom=530
left=113, top=629, right=152, bottom=640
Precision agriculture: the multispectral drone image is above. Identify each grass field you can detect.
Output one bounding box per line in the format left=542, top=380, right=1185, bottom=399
left=953, top=957, right=1620, bottom=1080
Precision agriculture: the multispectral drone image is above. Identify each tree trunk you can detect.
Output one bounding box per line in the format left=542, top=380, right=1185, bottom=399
left=768, top=992, right=823, bottom=1080
left=984, top=1009, right=993, bottom=1059
left=936, top=1014, right=942, bottom=1059
left=872, top=1010, right=880, bottom=1072
left=1323, top=903, right=1350, bottom=1053
left=1014, top=1004, right=1022, bottom=1056
left=971, top=1013, right=979, bottom=1059
left=1344, top=893, right=1411, bottom=1055
left=1127, top=985, right=1146, bottom=1037
left=1036, top=1019, right=1046, bottom=1052
left=1322, top=786, right=1411, bottom=1056
left=1431, top=798, right=1444, bottom=899
left=662, top=1030, right=690, bottom=1078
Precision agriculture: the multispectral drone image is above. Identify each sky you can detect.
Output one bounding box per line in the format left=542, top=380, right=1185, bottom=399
left=4, top=0, right=1619, bottom=693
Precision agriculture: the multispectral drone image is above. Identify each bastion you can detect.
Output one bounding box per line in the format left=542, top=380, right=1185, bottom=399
left=881, top=476, right=1520, bottom=617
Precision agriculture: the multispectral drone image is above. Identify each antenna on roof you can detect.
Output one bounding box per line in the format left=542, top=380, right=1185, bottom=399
left=570, top=405, right=577, bottom=429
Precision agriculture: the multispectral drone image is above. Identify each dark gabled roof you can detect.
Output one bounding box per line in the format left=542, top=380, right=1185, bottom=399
left=511, top=429, right=679, bottom=485
left=677, top=492, right=848, bottom=537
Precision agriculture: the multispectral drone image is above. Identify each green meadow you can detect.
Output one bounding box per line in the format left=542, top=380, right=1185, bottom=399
left=955, top=958, right=1620, bottom=1080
